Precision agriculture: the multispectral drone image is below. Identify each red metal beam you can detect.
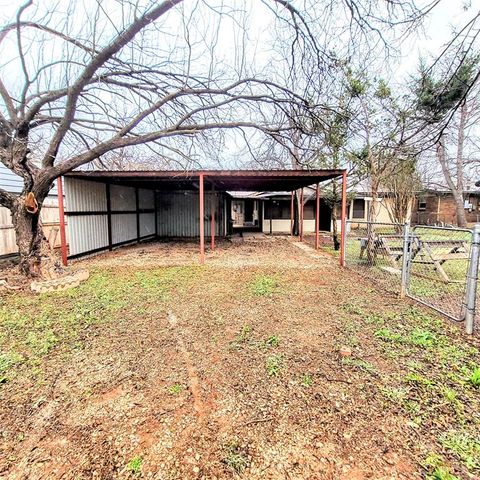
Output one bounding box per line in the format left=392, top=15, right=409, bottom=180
left=290, top=191, right=294, bottom=236
left=199, top=173, right=205, bottom=264
left=56, top=176, right=68, bottom=266
left=211, top=183, right=215, bottom=251
left=300, top=188, right=304, bottom=242
left=340, top=170, right=347, bottom=266
left=315, top=183, right=320, bottom=250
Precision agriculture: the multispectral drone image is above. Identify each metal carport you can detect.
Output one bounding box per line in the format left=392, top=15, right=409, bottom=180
left=58, top=169, right=347, bottom=265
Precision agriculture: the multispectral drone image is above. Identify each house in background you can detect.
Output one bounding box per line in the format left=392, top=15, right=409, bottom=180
left=0, top=163, right=64, bottom=257
left=413, top=188, right=480, bottom=226
left=230, top=181, right=398, bottom=234
left=229, top=189, right=332, bottom=234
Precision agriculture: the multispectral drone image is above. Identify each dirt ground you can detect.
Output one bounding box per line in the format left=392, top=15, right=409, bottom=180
left=1, top=237, right=479, bottom=480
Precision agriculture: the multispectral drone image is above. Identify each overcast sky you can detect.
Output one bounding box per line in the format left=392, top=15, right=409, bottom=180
left=1, top=0, right=479, bottom=171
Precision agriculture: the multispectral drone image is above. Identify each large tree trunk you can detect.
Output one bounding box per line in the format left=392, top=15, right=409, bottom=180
left=437, top=136, right=467, bottom=228
left=331, top=181, right=340, bottom=250
left=11, top=196, right=61, bottom=278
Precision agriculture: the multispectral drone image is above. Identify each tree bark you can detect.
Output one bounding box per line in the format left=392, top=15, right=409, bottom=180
left=11, top=195, right=60, bottom=278
left=437, top=135, right=467, bottom=227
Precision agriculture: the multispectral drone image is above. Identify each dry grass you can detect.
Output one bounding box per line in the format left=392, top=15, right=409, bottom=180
left=0, top=238, right=479, bottom=479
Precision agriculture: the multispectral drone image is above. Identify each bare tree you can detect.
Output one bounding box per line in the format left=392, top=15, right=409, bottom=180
left=0, top=0, right=324, bottom=277
left=415, top=55, right=480, bottom=227
left=383, top=158, right=421, bottom=224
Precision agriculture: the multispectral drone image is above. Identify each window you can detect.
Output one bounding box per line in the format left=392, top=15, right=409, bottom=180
left=352, top=199, right=365, bottom=219
left=418, top=197, right=427, bottom=211
left=264, top=200, right=291, bottom=219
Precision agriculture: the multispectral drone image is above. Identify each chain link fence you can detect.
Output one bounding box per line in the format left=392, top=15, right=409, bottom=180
left=345, top=221, right=406, bottom=294
left=405, top=225, right=471, bottom=322
left=345, top=220, right=480, bottom=333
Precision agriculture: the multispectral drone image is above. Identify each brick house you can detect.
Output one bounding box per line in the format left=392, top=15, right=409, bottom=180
left=413, top=189, right=480, bottom=226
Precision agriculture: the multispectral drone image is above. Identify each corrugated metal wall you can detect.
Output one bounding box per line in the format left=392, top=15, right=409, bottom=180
left=65, top=178, right=109, bottom=256
left=65, top=178, right=156, bottom=258
left=157, top=191, right=224, bottom=237
left=64, top=179, right=227, bottom=258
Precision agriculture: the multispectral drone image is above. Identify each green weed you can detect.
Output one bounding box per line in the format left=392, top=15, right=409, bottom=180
left=266, top=354, right=284, bottom=377
left=237, top=325, right=252, bottom=343
left=342, top=357, right=376, bottom=374
left=222, top=440, right=249, bottom=474
left=409, top=328, right=437, bottom=347
left=423, top=453, right=460, bottom=480
left=265, top=335, right=279, bottom=348
left=126, top=456, right=143, bottom=475
left=300, top=374, right=313, bottom=387
left=374, top=327, right=403, bottom=343
left=440, top=430, right=480, bottom=472
left=467, top=366, right=480, bottom=388
left=404, top=372, right=434, bottom=387
left=249, top=274, right=279, bottom=296
left=380, top=386, right=407, bottom=402
left=168, top=383, right=183, bottom=395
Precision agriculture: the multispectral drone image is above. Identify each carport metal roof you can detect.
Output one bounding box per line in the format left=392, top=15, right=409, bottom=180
left=59, top=168, right=348, bottom=268
left=65, top=169, right=344, bottom=191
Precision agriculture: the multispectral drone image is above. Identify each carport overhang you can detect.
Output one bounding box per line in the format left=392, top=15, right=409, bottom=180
left=64, top=169, right=343, bottom=192
left=60, top=169, right=347, bottom=265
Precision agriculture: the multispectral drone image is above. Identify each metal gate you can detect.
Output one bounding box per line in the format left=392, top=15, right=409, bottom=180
left=404, top=225, right=473, bottom=322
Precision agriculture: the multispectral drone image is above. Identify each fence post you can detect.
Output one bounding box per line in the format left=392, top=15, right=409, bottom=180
left=400, top=222, right=410, bottom=299
left=465, top=224, right=480, bottom=335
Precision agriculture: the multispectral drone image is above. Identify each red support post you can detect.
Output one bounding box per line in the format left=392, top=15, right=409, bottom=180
left=300, top=188, right=304, bottom=242
left=56, top=176, right=68, bottom=266
left=315, top=183, right=320, bottom=250
left=210, top=183, right=215, bottom=251
left=290, top=191, right=294, bottom=236
left=340, top=170, right=347, bottom=266
left=199, top=173, right=205, bottom=264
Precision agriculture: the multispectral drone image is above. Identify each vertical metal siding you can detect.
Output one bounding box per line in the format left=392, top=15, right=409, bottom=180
left=156, top=191, right=223, bottom=237
left=65, top=178, right=109, bottom=256
left=69, top=215, right=108, bottom=256
left=110, top=184, right=136, bottom=211
left=139, top=213, right=155, bottom=237
left=64, top=177, right=107, bottom=212
left=138, top=188, right=155, bottom=209
left=111, top=213, right=137, bottom=244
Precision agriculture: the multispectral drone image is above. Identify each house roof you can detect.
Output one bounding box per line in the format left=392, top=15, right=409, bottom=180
left=65, top=169, right=344, bottom=192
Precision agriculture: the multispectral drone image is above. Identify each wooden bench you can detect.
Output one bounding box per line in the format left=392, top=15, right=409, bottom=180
left=410, top=239, right=470, bottom=282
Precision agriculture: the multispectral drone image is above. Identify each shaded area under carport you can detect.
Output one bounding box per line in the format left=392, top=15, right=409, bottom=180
left=58, top=169, right=347, bottom=265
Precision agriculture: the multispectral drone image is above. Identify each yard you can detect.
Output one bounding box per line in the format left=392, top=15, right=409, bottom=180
left=1, top=238, right=479, bottom=479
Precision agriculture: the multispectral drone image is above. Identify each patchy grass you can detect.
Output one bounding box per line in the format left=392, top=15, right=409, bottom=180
left=248, top=274, right=280, bottom=296
left=440, top=431, right=480, bottom=473
left=0, top=266, right=198, bottom=383
left=343, top=304, right=479, bottom=476
left=1, top=241, right=478, bottom=479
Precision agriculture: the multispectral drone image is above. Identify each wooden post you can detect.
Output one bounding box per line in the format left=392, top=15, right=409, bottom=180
left=56, top=176, right=68, bottom=266
left=315, top=183, right=320, bottom=250
left=199, top=173, right=205, bottom=264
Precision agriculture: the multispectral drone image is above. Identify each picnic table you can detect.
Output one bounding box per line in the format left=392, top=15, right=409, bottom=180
left=358, top=233, right=470, bottom=282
